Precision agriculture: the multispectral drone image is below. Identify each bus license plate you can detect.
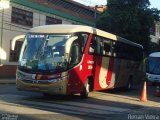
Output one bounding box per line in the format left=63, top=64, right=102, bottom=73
left=30, top=86, right=40, bottom=91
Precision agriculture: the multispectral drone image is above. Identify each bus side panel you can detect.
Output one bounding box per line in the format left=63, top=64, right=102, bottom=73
left=67, top=66, right=84, bottom=94
left=93, top=56, right=115, bottom=90
left=93, top=56, right=102, bottom=90
left=66, top=56, right=94, bottom=94
left=114, top=60, right=144, bottom=88
left=114, top=59, right=130, bottom=88
left=66, top=34, right=94, bottom=94
left=130, top=62, right=144, bottom=85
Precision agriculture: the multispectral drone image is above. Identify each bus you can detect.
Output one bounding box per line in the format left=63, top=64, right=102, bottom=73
left=146, top=52, right=160, bottom=83
left=12, top=25, right=144, bottom=98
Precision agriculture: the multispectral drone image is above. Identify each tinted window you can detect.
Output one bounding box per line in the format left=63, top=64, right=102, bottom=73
left=113, top=41, right=143, bottom=61
left=103, top=39, right=112, bottom=56
left=89, top=35, right=103, bottom=55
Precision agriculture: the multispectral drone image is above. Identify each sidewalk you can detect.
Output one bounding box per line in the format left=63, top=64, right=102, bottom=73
left=0, top=78, right=16, bottom=84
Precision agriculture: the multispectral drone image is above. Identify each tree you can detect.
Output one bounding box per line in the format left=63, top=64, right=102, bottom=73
left=149, top=42, right=160, bottom=53
left=96, top=0, right=160, bottom=54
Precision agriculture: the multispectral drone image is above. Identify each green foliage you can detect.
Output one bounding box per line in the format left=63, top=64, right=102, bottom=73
left=149, top=42, right=160, bottom=53
left=96, top=0, right=160, bottom=54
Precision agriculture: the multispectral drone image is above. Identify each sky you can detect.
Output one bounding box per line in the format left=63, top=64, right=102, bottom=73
left=149, top=0, right=160, bottom=9
left=73, top=0, right=160, bottom=10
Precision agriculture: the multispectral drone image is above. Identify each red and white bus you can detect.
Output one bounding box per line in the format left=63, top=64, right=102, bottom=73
left=12, top=25, right=144, bottom=98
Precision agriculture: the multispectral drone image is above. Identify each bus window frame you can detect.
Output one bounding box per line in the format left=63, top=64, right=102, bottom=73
left=113, top=41, right=143, bottom=61
left=89, top=34, right=143, bottom=61
left=68, top=32, right=89, bottom=69
left=89, top=34, right=114, bottom=57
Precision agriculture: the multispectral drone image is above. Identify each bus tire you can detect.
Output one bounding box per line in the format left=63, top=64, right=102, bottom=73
left=80, top=79, right=90, bottom=98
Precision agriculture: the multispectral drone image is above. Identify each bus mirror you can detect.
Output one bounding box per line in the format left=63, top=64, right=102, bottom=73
left=11, top=35, right=25, bottom=50
left=65, top=36, right=78, bottom=54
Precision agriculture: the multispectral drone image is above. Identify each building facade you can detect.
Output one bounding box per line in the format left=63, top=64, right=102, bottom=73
left=0, top=0, right=96, bottom=77
left=150, top=22, right=160, bottom=44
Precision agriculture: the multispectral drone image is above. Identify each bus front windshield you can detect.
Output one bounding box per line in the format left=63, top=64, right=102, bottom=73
left=18, top=33, right=70, bottom=73
left=147, top=57, right=160, bottom=75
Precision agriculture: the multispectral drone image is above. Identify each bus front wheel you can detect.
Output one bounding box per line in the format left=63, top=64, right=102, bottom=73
left=80, top=79, right=90, bottom=98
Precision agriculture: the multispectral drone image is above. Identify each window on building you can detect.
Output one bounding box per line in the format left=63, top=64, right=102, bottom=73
left=11, top=7, right=33, bottom=27
left=10, top=41, right=23, bottom=62
left=46, top=16, right=62, bottom=25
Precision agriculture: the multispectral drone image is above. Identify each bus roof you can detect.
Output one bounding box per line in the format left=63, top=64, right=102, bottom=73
left=149, top=52, right=160, bottom=57
left=29, top=24, right=142, bottom=48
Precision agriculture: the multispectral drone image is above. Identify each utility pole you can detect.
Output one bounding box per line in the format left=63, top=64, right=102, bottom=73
left=0, top=3, right=4, bottom=66
left=94, top=5, right=107, bottom=27
left=94, top=5, right=97, bottom=27
left=0, top=0, right=10, bottom=66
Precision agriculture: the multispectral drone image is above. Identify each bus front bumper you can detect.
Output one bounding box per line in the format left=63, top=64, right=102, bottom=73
left=16, top=79, right=68, bottom=95
left=146, top=73, right=160, bottom=83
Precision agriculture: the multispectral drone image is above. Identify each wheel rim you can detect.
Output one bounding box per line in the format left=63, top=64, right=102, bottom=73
left=80, top=79, right=90, bottom=98
left=85, top=80, right=89, bottom=93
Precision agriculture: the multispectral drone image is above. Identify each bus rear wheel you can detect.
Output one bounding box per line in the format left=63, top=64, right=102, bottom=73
left=80, top=79, right=90, bottom=98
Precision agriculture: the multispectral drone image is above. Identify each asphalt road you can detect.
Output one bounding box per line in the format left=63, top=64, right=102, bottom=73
left=0, top=82, right=159, bottom=120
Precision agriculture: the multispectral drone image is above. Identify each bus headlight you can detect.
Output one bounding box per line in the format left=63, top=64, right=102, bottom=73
left=48, top=75, right=68, bottom=83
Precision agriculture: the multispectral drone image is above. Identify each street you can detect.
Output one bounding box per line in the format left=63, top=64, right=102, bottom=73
left=0, top=81, right=159, bottom=120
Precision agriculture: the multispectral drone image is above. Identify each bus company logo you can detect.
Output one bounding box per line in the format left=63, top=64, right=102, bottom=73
left=87, top=60, right=94, bottom=64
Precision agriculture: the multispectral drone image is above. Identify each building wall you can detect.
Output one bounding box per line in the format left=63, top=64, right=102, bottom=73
left=150, top=22, right=160, bottom=44
left=0, top=0, right=94, bottom=77
left=155, top=23, right=160, bottom=38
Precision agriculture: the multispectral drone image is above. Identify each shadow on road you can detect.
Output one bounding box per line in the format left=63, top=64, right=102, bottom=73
left=0, top=82, right=159, bottom=120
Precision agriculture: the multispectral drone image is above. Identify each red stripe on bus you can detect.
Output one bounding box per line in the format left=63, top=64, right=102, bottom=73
left=93, top=56, right=102, bottom=90
left=106, top=57, right=114, bottom=85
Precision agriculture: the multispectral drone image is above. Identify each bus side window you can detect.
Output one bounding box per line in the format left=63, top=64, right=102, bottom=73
left=113, top=42, right=121, bottom=57
left=103, top=39, right=111, bottom=56
left=75, top=33, right=89, bottom=53
left=89, top=35, right=103, bottom=55
left=96, top=36, right=103, bottom=55
left=89, top=37, right=97, bottom=54
left=81, top=33, right=88, bottom=52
